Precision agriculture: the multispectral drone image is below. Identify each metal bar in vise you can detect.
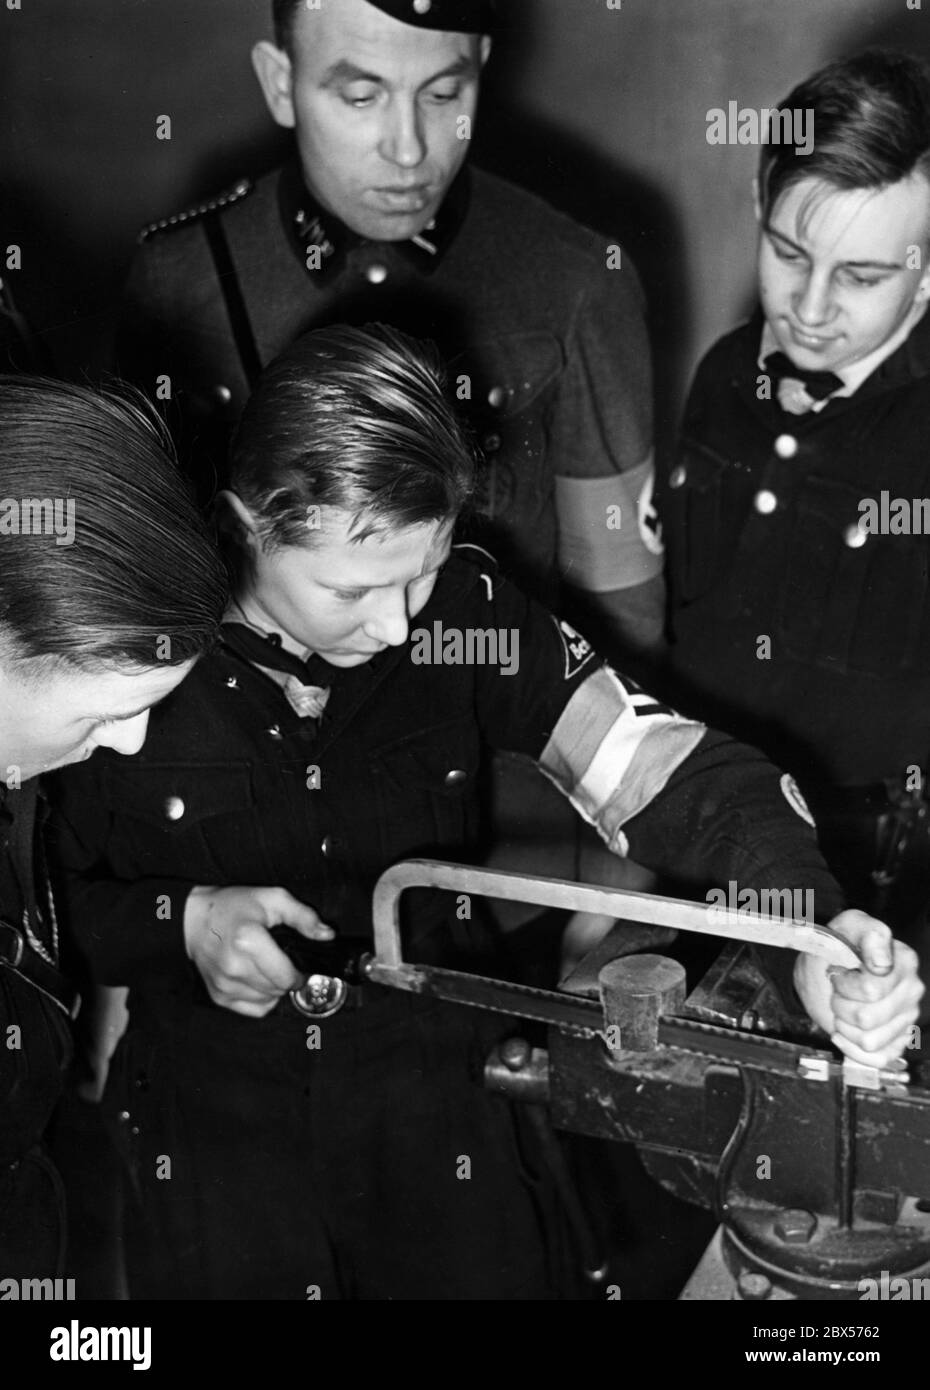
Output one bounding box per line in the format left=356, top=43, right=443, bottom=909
left=370, top=859, right=861, bottom=971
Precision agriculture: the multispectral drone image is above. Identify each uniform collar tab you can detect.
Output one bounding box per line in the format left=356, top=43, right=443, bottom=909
left=279, top=160, right=470, bottom=282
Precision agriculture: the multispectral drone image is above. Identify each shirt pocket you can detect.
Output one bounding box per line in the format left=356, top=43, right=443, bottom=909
left=368, top=720, right=483, bottom=865
left=97, top=761, right=271, bottom=884
left=450, top=332, right=563, bottom=519
left=664, top=437, right=732, bottom=604
left=777, top=474, right=930, bottom=675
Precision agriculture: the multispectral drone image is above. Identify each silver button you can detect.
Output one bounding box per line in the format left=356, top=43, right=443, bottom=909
left=669, top=466, right=687, bottom=489
left=164, top=796, right=185, bottom=822
left=774, top=433, right=798, bottom=459
left=844, top=522, right=868, bottom=549
left=365, top=263, right=388, bottom=285
left=321, top=835, right=334, bottom=858
left=225, top=676, right=239, bottom=690
left=267, top=725, right=283, bottom=740
left=488, top=385, right=506, bottom=409
left=413, top=0, right=432, bottom=12
left=213, top=384, right=232, bottom=406
left=445, top=769, right=467, bottom=786
left=754, top=489, right=778, bottom=515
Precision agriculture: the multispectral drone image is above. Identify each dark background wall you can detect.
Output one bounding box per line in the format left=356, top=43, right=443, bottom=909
left=2, top=0, right=927, bottom=438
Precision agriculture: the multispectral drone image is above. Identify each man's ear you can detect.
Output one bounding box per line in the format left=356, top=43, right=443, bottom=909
left=252, top=40, right=296, bottom=129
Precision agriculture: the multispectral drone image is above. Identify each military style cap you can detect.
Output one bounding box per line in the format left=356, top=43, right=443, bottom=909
left=365, top=0, right=495, bottom=34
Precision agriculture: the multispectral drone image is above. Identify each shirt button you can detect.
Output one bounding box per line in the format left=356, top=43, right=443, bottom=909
left=413, top=0, right=432, bottom=13
left=164, top=796, right=185, bottom=822
left=365, top=263, right=388, bottom=285
left=213, top=384, right=232, bottom=406
left=844, top=522, right=868, bottom=549
left=321, top=835, right=334, bottom=858
left=669, top=465, right=687, bottom=489
left=488, top=386, right=507, bottom=409
left=444, top=769, right=467, bottom=786
left=774, top=433, right=799, bottom=459
left=483, top=433, right=502, bottom=453
left=267, top=725, right=283, bottom=740
left=753, top=489, right=778, bottom=515
left=225, top=676, right=239, bottom=690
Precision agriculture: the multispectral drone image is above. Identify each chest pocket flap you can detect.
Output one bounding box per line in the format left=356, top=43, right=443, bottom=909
left=450, top=333, right=563, bottom=421
left=99, top=761, right=255, bottom=833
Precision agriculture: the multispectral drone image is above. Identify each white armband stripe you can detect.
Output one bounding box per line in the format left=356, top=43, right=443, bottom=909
left=538, top=666, right=706, bottom=847
left=555, top=454, right=664, bottom=594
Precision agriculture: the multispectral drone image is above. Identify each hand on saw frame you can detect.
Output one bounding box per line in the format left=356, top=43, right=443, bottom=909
left=794, top=909, right=924, bottom=1068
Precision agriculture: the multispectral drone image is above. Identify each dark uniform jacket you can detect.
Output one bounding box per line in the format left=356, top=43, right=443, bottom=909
left=48, top=550, right=841, bottom=1297
left=0, top=779, right=73, bottom=1273
left=119, top=163, right=662, bottom=631
left=662, top=309, right=930, bottom=790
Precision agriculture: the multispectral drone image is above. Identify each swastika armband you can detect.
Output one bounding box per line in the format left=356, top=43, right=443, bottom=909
left=555, top=455, right=664, bottom=595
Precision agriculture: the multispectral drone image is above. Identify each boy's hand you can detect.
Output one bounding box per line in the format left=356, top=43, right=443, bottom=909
left=183, top=885, right=334, bottom=1017
left=794, top=909, right=924, bottom=1068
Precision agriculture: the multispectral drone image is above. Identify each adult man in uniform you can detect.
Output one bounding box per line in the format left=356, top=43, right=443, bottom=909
left=119, top=0, right=663, bottom=953
left=119, top=0, right=663, bottom=651
left=0, top=376, right=227, bottom=1277
left=660, top=51, right=930, bottom=954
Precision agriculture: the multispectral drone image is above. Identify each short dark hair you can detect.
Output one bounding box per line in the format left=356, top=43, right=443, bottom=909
left=226, top=323, right=476, bottom=575
left=759, top=50, right=930, bottom=223
left=0, top=377, right=227, bottom=674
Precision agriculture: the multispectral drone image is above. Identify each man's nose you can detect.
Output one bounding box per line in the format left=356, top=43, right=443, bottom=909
left=363, top=589, right=410, bottom=647
left=94, top=710, right=150, bottom=757
left=794, top=269, right=836, bottom=327
left=379, top=99, right=427, bottom=169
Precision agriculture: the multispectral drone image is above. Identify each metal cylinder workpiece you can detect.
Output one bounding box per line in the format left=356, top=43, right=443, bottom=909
left=598, top=953, right=687, bottom=1051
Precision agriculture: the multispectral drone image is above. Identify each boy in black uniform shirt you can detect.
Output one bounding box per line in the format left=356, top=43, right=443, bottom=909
left=662, top=51, right=930, bottom=937
left=0, top=378, right=226, bottom=1275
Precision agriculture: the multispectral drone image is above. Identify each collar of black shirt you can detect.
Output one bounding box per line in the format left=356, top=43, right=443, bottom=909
left=741, top=306, right=930, bottom=411
left=277, top=158, right=471, bottom=283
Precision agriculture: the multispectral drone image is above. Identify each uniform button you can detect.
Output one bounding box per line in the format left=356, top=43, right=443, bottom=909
left=365, top=263, right=388, bottom=285
left=225, top=676, right=239, bottom=690
left=413, top=0, right=432, bottom=13
left=669, top=466, right=687, bottom=489
left=774, top=433, right=799, bottom=459
left=164, top=796, right=185, bottom=821
left=483, top=433, right=502, bottom=453
left=844, top=522, right=868, bottom=549
left=488, top=385, right=507, bottom=409
left=444, top=769, right=467, bottom=786
left=753, top=489, right=778, bottom=515
left=119, top=1110, right=131, bottom=1123
left=267, top=724, right=283, bottom=740
left=321, top=835, right=334, bottom=858
left=213, top=384, right=232, bottom=406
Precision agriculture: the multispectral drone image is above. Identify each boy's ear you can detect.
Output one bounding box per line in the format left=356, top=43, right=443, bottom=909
left=216, top=490, right=260, bottom=546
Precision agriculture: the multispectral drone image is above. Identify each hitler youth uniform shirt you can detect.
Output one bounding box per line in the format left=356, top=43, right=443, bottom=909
left=118, top=164, right=664, bottom=638
left=47, top=549, right=843, bottom=1297
left=51, top=548, right=842, bottom=998
left=0, top=778, right=73, bottom=1271
left=661, top=309, right=930, bottom=790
